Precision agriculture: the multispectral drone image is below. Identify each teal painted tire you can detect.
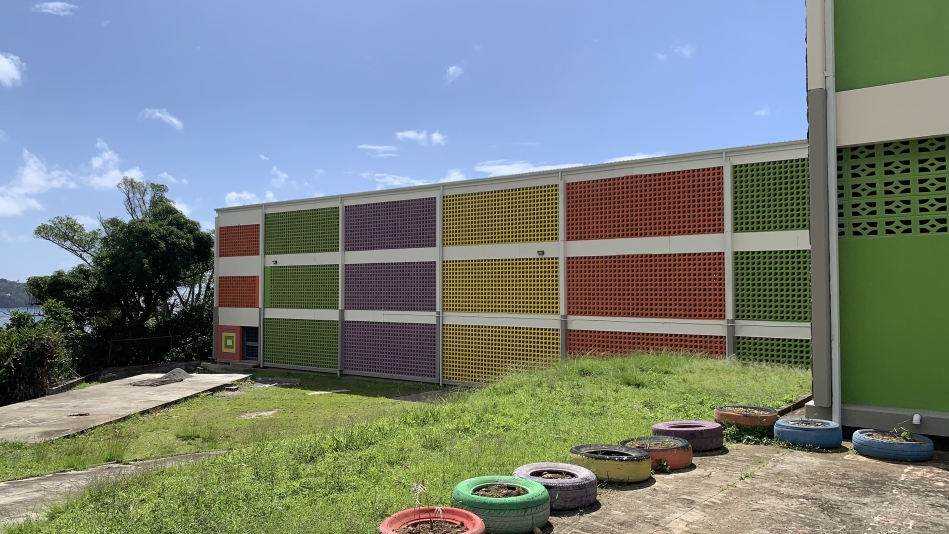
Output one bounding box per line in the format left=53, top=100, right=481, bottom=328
left=451, top=475, right=550, bottom=534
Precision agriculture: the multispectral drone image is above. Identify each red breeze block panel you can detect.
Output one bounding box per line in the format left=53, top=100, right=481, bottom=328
left=566, top=168, right=723, bottom=240
left=567, top=253, right=725, bottom=319
left=218, top=276, right=260, bottom=308
left=568, top=330, right=726, bottom=358
left=219, top=225, right=260, bottom=257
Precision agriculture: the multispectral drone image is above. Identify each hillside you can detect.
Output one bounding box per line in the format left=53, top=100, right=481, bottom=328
left=0, top=278, right=32, bottom=308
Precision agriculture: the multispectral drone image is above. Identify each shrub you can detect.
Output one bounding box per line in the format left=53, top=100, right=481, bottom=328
left=0, top=309, right=74, bottom=405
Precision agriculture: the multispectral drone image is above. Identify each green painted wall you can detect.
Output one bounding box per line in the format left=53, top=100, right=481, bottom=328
left=835, top=0, right=949, bottom=92
left=839, top=234, right=949, bottom=413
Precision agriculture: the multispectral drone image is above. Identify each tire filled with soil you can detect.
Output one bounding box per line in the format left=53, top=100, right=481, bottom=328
left=619, top=436, right=693, bottom=471
left=852, top=429, right=934, bottom=462
left=568, top=444, right=652, bottom=483
left=451, top=476, right=550, bottom=534
left=512, top=462, right=598, bottom=510
left=379, top=506, right=485, bottom=534
left=713, top=405, right=779, bottom=428
left=773, top=418, right=842, bottom=449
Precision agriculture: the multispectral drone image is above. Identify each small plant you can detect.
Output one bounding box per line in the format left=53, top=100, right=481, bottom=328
left=656, top=458, right=671, bottom=473
left=411, top=479, right=445, bottom=531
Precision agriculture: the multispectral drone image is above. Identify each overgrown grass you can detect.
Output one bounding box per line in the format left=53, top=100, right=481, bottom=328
left=10, top=354, right=810, bottom=534
left=0, top=370, right=438, bottom=482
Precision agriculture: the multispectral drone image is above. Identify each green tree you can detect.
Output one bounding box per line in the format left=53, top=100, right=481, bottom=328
left=28, top=177, right=215, bottom=372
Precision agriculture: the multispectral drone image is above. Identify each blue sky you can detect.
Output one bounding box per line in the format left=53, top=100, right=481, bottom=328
left=0, top=1, right=806, bottom=282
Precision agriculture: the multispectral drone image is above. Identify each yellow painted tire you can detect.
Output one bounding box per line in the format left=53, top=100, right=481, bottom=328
left=568, top=445, right=652, bottom=483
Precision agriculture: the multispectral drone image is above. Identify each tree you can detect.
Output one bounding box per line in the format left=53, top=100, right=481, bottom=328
left=28, top=177, right=214, bottom=372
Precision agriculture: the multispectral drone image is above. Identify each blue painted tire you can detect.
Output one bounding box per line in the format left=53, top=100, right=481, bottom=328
left=852, top=429, right=934, bottom=462
left=773, top=419, right=842, bottom=449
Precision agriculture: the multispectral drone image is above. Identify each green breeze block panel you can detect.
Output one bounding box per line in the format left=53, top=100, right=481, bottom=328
left=263, top=318, right=338, bottom=369
left=834, top=0, right=949, bottom=92
left=733, top=158, right=809, bottom=232
left=839, top=234, right=949, bottom=413
left=734, top=251, right=811, bottom=322
left=265, top=265, right=338, bottom=309
left=838, top=138, right=948, bottom=238
left=265, top=207, right=339, bottom=255
left=736, top=337, right=811, bottom=366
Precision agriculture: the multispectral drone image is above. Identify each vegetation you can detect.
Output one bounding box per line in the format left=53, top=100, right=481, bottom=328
left=9, top=355, right=810, bottom=534
left=0, top=370, right=438, bottom=482
left=0, top=301, right=80, bottom=405
left=0, top=278, right=32, bottom=308
left=27, top=177, right=214, bottom=374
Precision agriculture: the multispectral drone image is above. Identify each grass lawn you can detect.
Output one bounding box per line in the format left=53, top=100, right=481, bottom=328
left=0, top=370, right=439, bottom=482
left=9, top=354, right=810, bottom=534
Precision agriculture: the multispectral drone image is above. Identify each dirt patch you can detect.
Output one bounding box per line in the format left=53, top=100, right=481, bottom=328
left=589, top=449, right=632, bottom=457
left=533, top=470, right=575, bottom=480
left=395, top=521, right=468, bottom=534
left=864, top=431, right=921, bottom=443
left=628, top=440, right=680, bottom=450
left=785, top=420, right=829, bottom=427
left=473, top=484, right=528, bottom=498
left=237, top=410, right=279, bottom=419
left=719, top=406, right=773, bottom=416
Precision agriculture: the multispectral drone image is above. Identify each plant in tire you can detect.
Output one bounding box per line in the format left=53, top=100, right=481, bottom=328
left=379, top=480, right=486, bottom=534
left=512, top=462, right=597, bottom=511
left=451, top=476, right=549, bottom=534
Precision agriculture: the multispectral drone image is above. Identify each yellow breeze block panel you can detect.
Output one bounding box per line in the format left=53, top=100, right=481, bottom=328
left=443, top=324, right=560, bottom=382
left=443, top=258, right=559, bottom=314
left=444, top=184, right=559, bottom=246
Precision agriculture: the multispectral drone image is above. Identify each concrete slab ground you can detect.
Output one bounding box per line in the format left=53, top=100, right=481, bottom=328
left=0, top=373, right=248, bottom=443
left=549, top=444, right=949, bottom=534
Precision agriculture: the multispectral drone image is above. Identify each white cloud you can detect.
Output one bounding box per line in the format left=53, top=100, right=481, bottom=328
left=0, top=149, right=77, bottom=216
left=85, top=139, right=143, bottom=190
left=224, top=191, right=261, bottom=207
left=74, top=215, right=98, bottom=229
left=373, top=153, right=399, bottom=158
left=440, top=169, right=467, bottom=183
left=314, top=169, right=326, bottom=177
left=656, top=53, right=668, bottom=61
left=157, top=171, right=187, bottom=185
left=259, top=154, right=269, bottom=161
left=171, top=199, right=192, bottom=216
left=474, top=160, right=582, bottom=177
left=396, top=130, right=429, bottom=145
left=372, top=173, right=429, bottom=190
left=270, top=165, right=289, bottom=187
left=605, top=152, right=667, bottom=163
left=755, top=106, right=771, bottom=117
left=0, top=53, right=26, bottom=88
left=32, top=2, right=77, bottom=16
left=0, top=130, right=7, bottom=142
left=1, top=231, right=30, bottom=243
left=673, top=44, right=695, bottom=58
left=265, top=191, right=275, bottom=202
left=358, top=144, right=398, bottom=152
left=431, top=131, right=447, bottom=146
left=446, top=65, right=463, bottom=83
left=139, top=108, right=184, bottom=131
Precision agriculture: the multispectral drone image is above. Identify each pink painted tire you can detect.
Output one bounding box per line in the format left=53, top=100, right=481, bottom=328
left=379, top=506, right=485, bottom=534
left=652, top=420, right=723, bottom=452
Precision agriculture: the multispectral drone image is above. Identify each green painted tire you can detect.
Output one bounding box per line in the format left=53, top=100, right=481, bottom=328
left=451, top=475, right=550, bottom=534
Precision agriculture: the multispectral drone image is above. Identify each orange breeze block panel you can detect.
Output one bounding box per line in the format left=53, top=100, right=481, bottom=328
left=568, top=330, right=726, bottom=358
left=219, top=224, right=260, bottom=257
left=218, top=276, right=259, bottom=308
left=567, top=253, right=725, bottom=319
left=566, top=167, right=723, bottom=240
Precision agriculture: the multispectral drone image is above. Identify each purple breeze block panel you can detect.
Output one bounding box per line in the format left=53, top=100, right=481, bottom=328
left=345, top=197, right=437, bottom=251
left=345, top=262, right=436, bottom=311
left=344, top=321, right=437, bottom=378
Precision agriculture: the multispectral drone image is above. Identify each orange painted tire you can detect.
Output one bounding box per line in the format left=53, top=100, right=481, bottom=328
left=619, top=436, right=693, bottom=471
left=379, top=506, right=485, bottom=534
left=713, top=405, right=778, bottom=427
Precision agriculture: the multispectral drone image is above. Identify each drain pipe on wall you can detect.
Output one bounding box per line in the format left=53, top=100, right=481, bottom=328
left=824, top=0, right=842, bottom=424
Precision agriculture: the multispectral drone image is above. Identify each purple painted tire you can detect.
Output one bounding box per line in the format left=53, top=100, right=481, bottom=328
left=513, top=462, right=597, bottom=511
left=652, top=420, right=724, bottom=452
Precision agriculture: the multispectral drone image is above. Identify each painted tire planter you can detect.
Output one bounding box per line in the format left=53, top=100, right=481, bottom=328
left=714, top=405, right=778, bottom=428
left=379, top=506, right=485, bottom=534
left=652, top=421, right=724, bottom=452
left=451, top=476, right=549, bottom=534
left=568, top=444, right=652, bottom=483
left=852, top=429, right=935, bottom=462
left=773, top=418, right=842, bottom=449
left=512, top=462, right=597, bottom=511
left=619, top=436, right=693, bottom=471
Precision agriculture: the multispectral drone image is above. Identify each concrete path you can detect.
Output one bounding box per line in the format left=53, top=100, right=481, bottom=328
left=548, top=444, right=949, bottom=533
left=0, top=373, right=248, bottom=443
left=0, top=452, right=222, bottom=526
